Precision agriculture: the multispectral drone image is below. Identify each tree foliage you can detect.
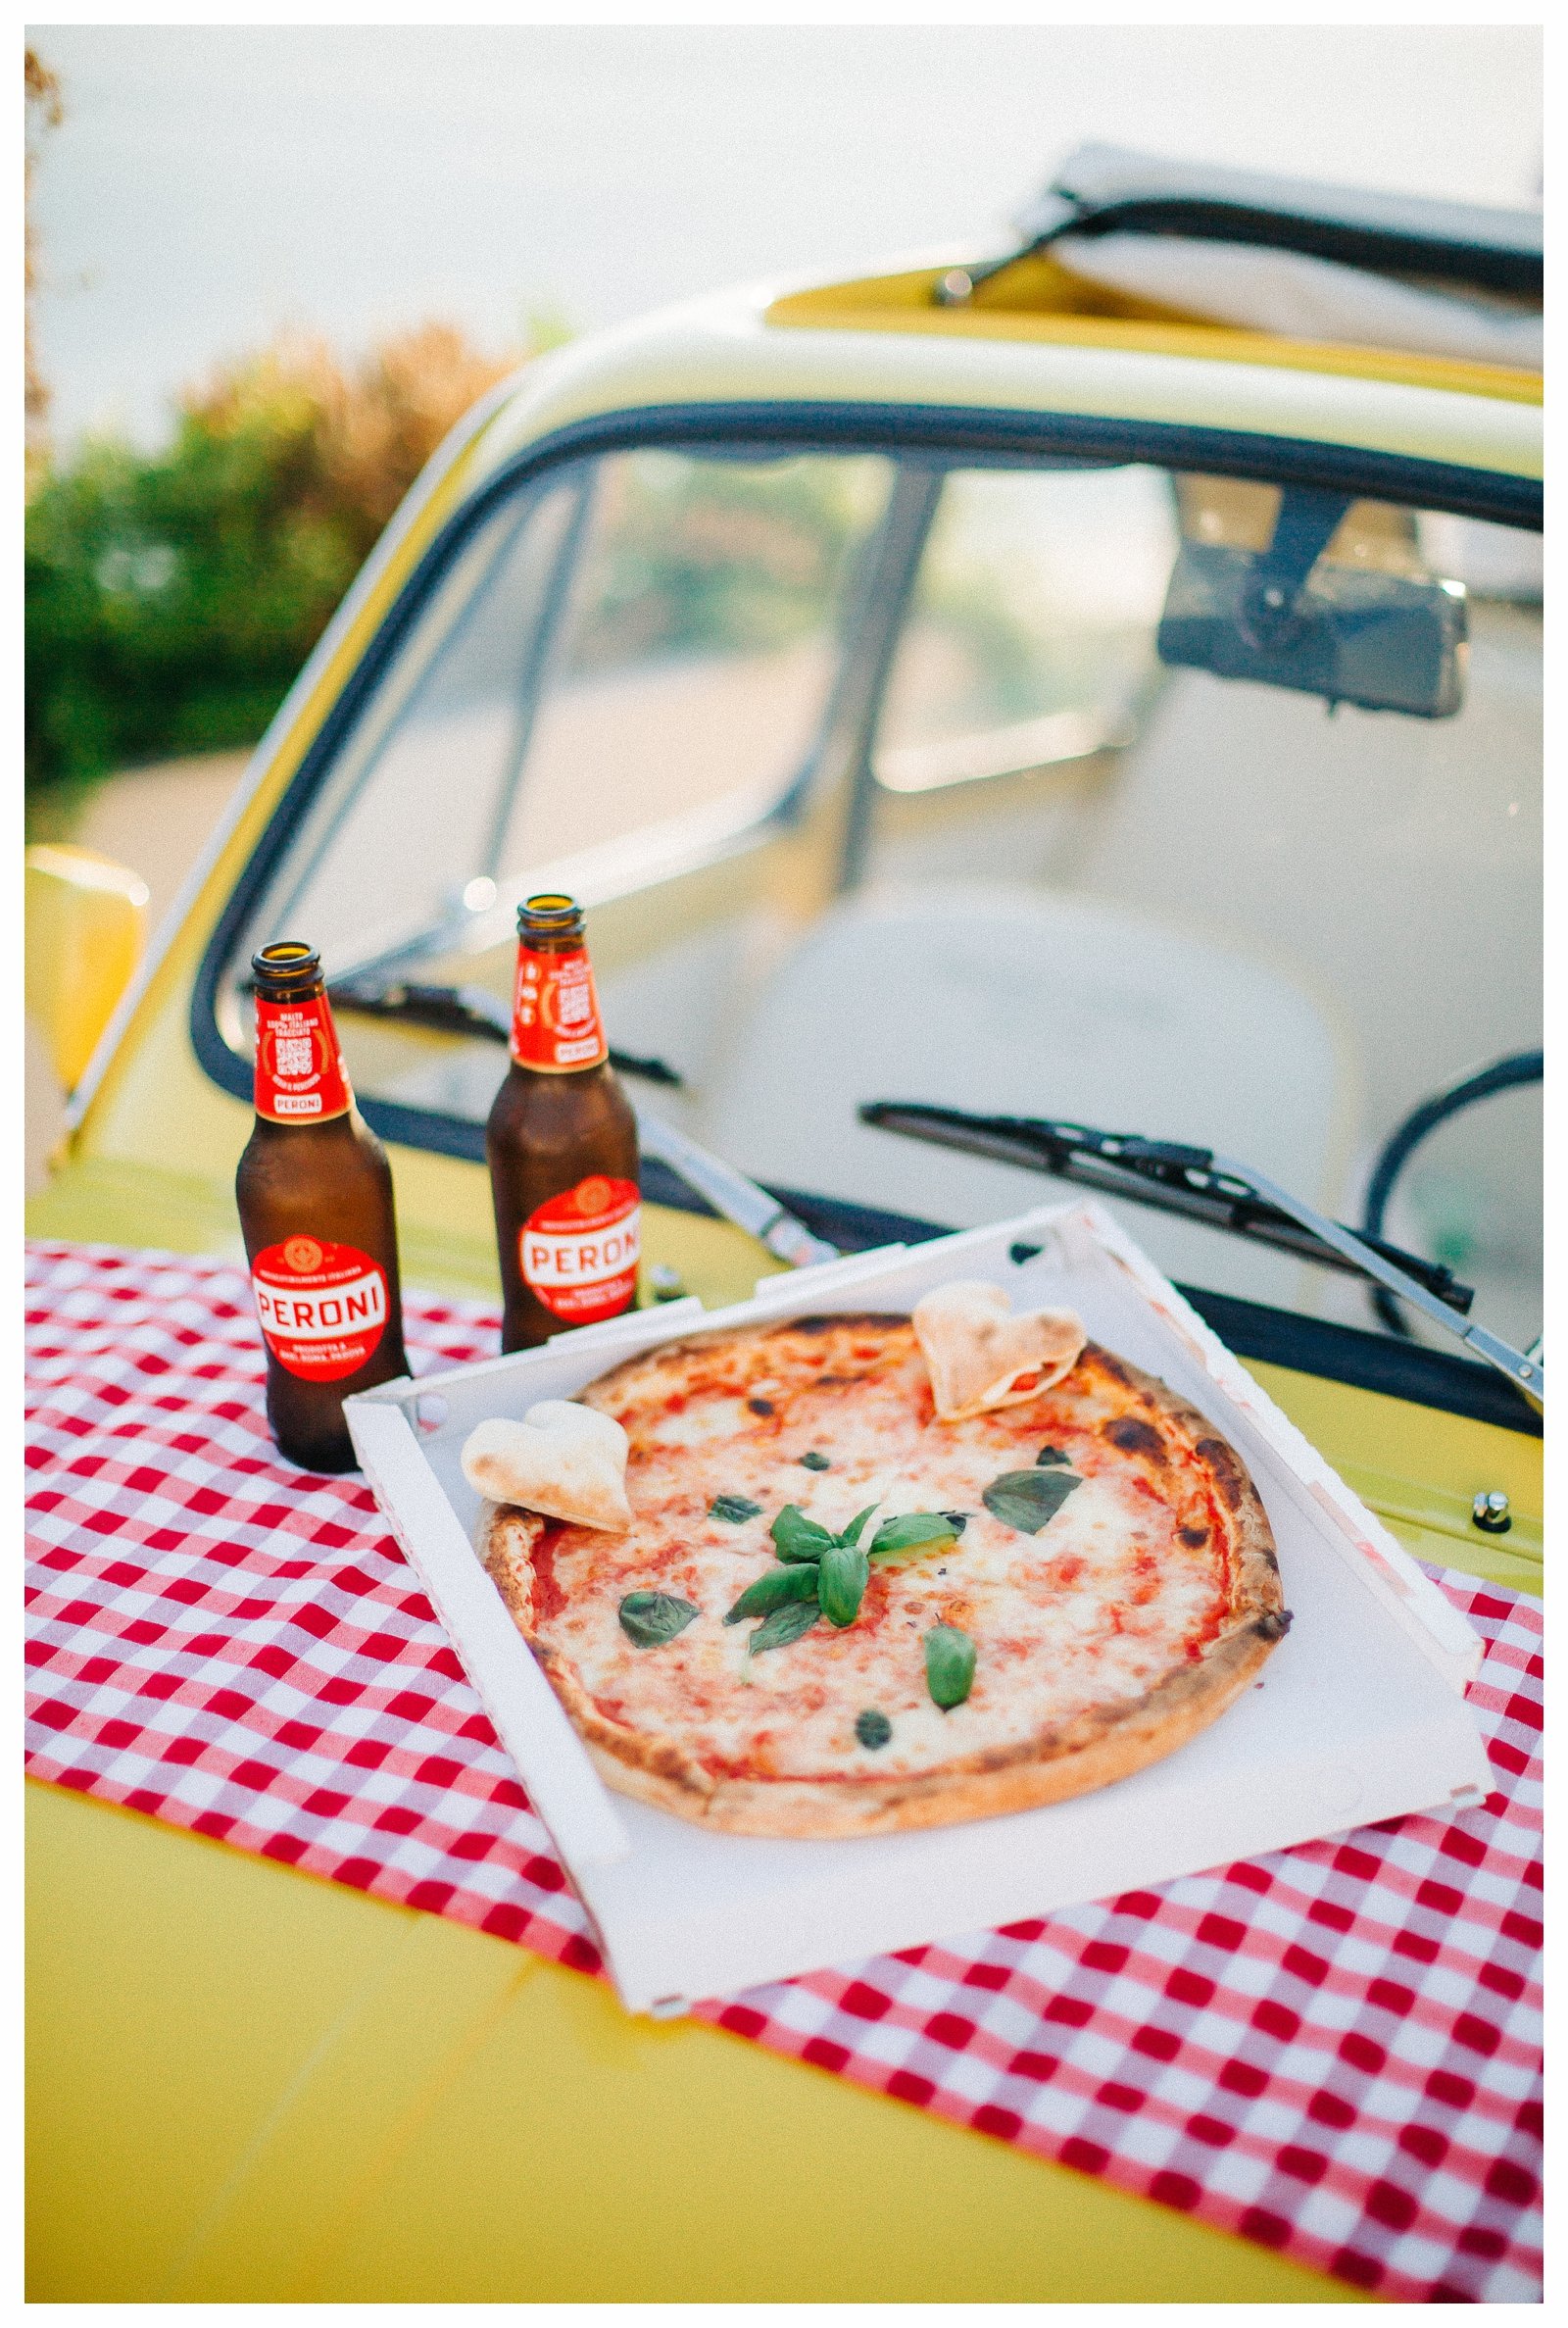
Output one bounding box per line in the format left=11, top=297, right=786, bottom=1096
left=25, top=325, right=519, bottom=809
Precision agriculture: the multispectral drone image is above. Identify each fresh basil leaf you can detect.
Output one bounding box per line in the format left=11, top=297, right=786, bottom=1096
left=799, top=1450, right=832, bottom=1471
left=724, top=1563, right=819, bottom=1624
left=835, top=1505, right=880, bottom=1550
left=710, top=1493, right=763, bottom=1523
left=868, top=1512, right=958, bottom=1560
left=1035, top=1446, right=1071, bottom=1468
left=982, top=1467, right=1082, bottom=1534
left=856, top=1709, right=892, bottom=1750
left=924, top=1623, right=976, bottom=1709
left=618, top=1590, right=701, bottom=1648
left=770, top=1504, right=837, bottom=1562
left=818, top=1539, right=870, bottom=1627
left=750, top=1600, right=822, bottom=1653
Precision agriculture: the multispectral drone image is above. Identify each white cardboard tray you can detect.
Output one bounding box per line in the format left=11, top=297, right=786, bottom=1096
left=346, top=1199, right=1490, bottom=2015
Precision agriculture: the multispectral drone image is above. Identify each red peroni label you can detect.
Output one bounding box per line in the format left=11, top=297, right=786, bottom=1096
left=520, top=1175, right=640, bottom=1323
left=510, top=945, right=609, bottom=1073
left=254, top=993, right=352, bottom=1122
left=252, top=1237, right=389, bottom=1380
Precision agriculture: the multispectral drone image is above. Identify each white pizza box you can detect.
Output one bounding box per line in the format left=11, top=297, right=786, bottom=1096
left=346, top=1199, right=1490, bottom=2016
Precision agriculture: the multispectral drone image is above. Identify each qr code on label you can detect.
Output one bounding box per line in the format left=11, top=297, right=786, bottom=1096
left=275, top=1036, right=314, bottom=1076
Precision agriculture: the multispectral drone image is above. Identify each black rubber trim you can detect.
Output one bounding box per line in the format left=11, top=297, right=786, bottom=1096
left=1025, top=147, right=1543, bottom=297
left=1363, top=1050, right=1543, bottom=1338
left=1060, top=199, right=1541, bottom=294
left=1172, top=1286, right=1541, bottom=1438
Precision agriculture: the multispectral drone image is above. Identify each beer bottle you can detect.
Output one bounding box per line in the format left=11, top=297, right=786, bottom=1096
left=236, top=941, right=409, bottom=1471
left=486, top=894, right=640, bottom=1351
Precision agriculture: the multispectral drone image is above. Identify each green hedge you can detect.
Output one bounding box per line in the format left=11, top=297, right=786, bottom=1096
left=25, top=327, right=516, bottom=818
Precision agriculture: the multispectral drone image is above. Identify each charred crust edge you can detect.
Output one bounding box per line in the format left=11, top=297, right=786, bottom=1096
left=1195, top=1436, right=1248, bottom=1513
left=786, top=1312, right=911, bottom=1336
left=1092, top=1349, right=1137, bottom=1393
left=1102, top=1414, right=1167, bottom=1465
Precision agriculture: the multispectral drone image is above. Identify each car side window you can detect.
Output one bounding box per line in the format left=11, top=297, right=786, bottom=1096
left=873, top=465, right=1179, bottom=794
left=490, top=450, right=892, bottom=881
left=240, top=449, right=893, bottom=988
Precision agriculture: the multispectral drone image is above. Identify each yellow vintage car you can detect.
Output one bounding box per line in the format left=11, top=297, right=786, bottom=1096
left=27, top=151, right=1542, bottom=2301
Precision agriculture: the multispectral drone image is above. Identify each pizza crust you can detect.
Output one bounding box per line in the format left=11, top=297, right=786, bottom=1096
left=473, top=1318, right=1287, bottom=1841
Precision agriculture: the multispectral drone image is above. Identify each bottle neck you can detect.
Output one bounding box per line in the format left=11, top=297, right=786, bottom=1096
left=508, top=934, right=610, bottom=1075
left=254, top=985, right=354, bottom=1124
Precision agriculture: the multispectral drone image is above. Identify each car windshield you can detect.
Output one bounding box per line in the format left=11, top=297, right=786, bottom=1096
left=219, top=441, right=1542, bottom=1351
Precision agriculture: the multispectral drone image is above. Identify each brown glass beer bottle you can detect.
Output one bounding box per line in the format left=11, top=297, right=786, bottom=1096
left=236, top=942, right=409, bottom=1471
left=486, top=894, right=640, bottom=1351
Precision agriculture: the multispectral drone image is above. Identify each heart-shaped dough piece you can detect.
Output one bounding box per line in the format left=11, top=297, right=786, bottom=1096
left=912, top=1280, right=1086, bottom=1422
left=462, top=1401, right=632, bottom=1531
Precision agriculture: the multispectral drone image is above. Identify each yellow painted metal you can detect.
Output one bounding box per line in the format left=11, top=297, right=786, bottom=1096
left=1245, top=1362, right=1542, bottom=1595
left=27, top=1783, right=1362, bottom=2303
left=26, top=1156, right=246, bottom=1263
left=24, top=846, right=150, bottom=1091
left=24, top=1152, right=783, bottom=1321
left=764, top=255, right=1544, bottom=408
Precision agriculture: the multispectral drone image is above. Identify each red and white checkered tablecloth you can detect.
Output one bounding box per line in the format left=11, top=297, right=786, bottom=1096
left=25, top=1240, right=1542, bottom=2303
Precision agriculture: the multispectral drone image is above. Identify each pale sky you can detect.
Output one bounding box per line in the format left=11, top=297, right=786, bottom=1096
left=28, top=22, right=1544, bottom=448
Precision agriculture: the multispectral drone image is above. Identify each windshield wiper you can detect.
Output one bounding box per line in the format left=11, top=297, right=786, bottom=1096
left=327, top=974, right=684, bottom=1087
left=327, top=974, right=837, bottom=1268
left=860, top=1100, right=1544, bottom=1412
left=859, top=1100, right=1469, bottom=1303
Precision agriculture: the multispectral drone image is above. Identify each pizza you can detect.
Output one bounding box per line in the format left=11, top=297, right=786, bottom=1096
left=470, top=1307, right=1289, bottom=1840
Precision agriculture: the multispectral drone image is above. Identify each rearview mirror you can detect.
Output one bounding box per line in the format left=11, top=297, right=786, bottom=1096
left=1156, top=488, right=1467, bottom=718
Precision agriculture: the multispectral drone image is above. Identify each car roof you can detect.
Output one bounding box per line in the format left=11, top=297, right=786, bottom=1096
left=466, top=260, right=1541, bottom=498
left=763, top=252, right=1542, bottom=402
left=780, top=149, right=1541, bottom=392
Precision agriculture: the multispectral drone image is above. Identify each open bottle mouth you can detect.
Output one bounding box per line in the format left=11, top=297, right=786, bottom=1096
left=252, top=940, right=324, bottom=998
left=517, top=893, right=585, bottom=943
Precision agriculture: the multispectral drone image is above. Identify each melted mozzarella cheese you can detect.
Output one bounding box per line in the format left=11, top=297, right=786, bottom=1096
left=644, top=1397, right=757, bottom=1450
left=535, top=1326, right=1233, bottom=1786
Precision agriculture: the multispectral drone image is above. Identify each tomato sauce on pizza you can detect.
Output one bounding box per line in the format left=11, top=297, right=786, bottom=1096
left=478, top=1313, right=1288, bottom=1838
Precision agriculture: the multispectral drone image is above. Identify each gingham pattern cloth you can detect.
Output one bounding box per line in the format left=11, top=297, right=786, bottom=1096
left=25, top=1240, right=1542, bottom=2303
